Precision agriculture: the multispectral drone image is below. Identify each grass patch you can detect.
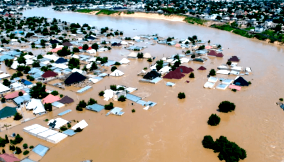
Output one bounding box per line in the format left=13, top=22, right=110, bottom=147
left=184, top=17, right=207, bottom=25
left=76, top=9, right=94, bottom=13
left=124, top=11, right=134, bottom=14
left=96, top=9, right=119, bottom=15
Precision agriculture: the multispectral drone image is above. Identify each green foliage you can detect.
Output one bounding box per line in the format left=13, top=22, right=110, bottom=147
left=68, top=58, right=80, bottom=69
left=9, top=145, right=15, bottom=151
left=23, top=150, right=29, bottom=155
left=57, top=46, right=71, bottom=56
left=156, top=60, right=164, bottom=71
left=1, top=98, right=5, bottom=103
left=178, top=92, right=186, bottom=99
left=67, top=123, right=71, bottom=128
left=5, top=135, right=8, bottom=144
left=51, top=91, right=59, bottom=96
left=90, top=62, right=98, bottom=71
left=10, top=134, right=23, bottom=145
left=104, top=102, right=114, bottom=110
left=147, top=58, right=152, bottom=62
left=207, top=114, right=221, bottom=126
left=60, top=126, right=67, bottom=131
left=118, top=96, right=126, bottom=102
left=96, top=9, right=119, bottom=15
left=280, top=98, right=283, bottom=101
left=209, top=69, right=216, bottom=76
left=15, top=147, right=22, bottom=154
left=88, top=98, right=97, bottom=105
left=91, top=43, right=99, bottom=51
left=137, top=52, right=143, bottom=58
left=218, top=101, right=235, bottom=113
left=3, top=79, right=11, bottom=87
left=0, top=137, right=6, bottom=147
left=76, top=106, right=83, bottom=111
left=44, top=103, right=52, bottom=111
left=132, top=109, right=135, bottom=113
left=83, top=44, right=89, bottom=50
left=30, top=82, right=48, bottom=99
left=227, top=61, right=232, bottom=66
left=17, top=55, right=26, bottom=64
left=29, top=145, right=34, bottom=149
left=184, top=17, right=207, bottom=25
left=23, top=143, right=28, bottom=149
left=76, top=9, right=94, bottom=13
left=114, top=62, right=121, bottom=65
left=74, top=127, right=83, bottom=132
left=202, top=136, right=247, bottom=162
left=32, top=61, right=40, bottom=67
left=4, top=59, right=13, bottom=68
left=189, top=73, right=195, bottom=78
left=19, top=92, right=23, bottom=96
left=73, top=47, right=79, bottom=53
left=198, top=45, right=205, bottom=50
left=232, top=89, right=237, bottom=92
left=14, top=113, right=23, bottom=121
left=78, top=100, right=87, bottom=108
left=2, top=149, right=5, bottom=154
left=111, top=66, right=117, bottom=72
left=96, top=57, right=108, bottom=64
left=110, top=85, right=117, bottom=91
left=99, top=91, right=105, bottom=96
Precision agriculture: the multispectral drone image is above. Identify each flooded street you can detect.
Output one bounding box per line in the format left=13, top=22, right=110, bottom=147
left=4, top=7, right=283, bottom=162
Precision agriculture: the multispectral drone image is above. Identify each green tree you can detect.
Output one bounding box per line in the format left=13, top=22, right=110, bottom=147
left=207, top=114, right=221, bottom=126
left=18, top=92, right=23, bottom=96
left=15, top=147, right=22, bottom=154
left=74, top=127, right=83, bottom=132
left=23, top=143, right=28, bottom=149
left=30, top=82, right=48, bottom=99
left=60, top=126, right=67, bottom=131
left=137, top=52, right=144, bottom=58
left=57, top=46, right=71, bottom=56
left=202, top=135, right=215, bottom=149
left=178, top=92, right=186, bottom=99
left=91, top=43, right=99, bottom=51
left=73, top=47, right=79, bottom=53
left=44, top=103, right=52, bottom=111
left=82, top=44, right=89, bottom=50
left=17, top=56, right=26, bottom=64
left=111, top=66, right=117, bottom=72
left=3, top=79, right=11, bottom=86
left=90, top=62, right=98, bottom=71
left=209, top=69, right=216, bottom=76
left=23, top=150, right=29, bottom=155
left=68, top=58, right=80, bottom=69
left=88, top=98, right=97, bottom=105
left=51, top=91, right=59, bottom=96
left=118, top=96, right=126, bottom=102
left=37, top=54, right=43, bottom=59
left=218, top=101, right=235, bottom=113
left=99, top=91, right=104, bottom=96
left=104, top=102, right=114, bottom=110
left=5, top=135, right=9, bottom=144
left=14, top=113, right=22, bottom=121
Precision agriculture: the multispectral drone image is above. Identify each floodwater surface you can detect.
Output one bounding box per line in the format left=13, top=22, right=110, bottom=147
left=2, top=7, right=283, bottom=162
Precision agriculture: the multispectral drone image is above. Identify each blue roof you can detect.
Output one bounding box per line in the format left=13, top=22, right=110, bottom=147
left=136, top=100, right=147, bottom=106
left=32, top=144, right=49, bottom=157
left=58, top=109, right=72, bottom=116
left=86, top=104, right=104, bottom=112
left=0, top=55, right=14, bottom=61
left=147, top=101, right=157, bottom=107
left=126, top=94, right=141, bottom=102
left=103, top=60, right=116, bottom=66
left=62, top=129, right=76, bottom=136
left=21, top=79, right=32, bottom=85
left=55, top=58, right=68, bottom=64
left=13, top=94, right=31, bottom=106
left=77, top=86, right=92, bottom=93
left=21, top=158, right=36, bottom=162
left=28, top=68, right=41, bottom=74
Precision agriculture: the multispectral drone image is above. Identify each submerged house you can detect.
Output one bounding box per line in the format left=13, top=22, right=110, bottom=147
left=0, top=106, right=17, bottom=119
left=64, top=72, right=87, bottom=85
left=233, top=76, right=249, bottom=86
left=143, top=70, right=161, bottom=80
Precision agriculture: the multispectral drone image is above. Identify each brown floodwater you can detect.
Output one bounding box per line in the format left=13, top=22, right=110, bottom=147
left=0, top=6, right=281, bottom=162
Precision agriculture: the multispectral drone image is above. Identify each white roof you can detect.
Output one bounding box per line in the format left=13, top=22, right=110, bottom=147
left=11, top=61, right=19, bottom=70
left=26, top=99, right=46, bottom=114
left=47, top=118, right=68, bottom=129
left=127, top=52, right=137, bottom=58
left=204, top=82, right=215, bottom=89
left=37, top=129, right=58, bottom=140
left=230, top=70, right=240, bottom=75
left=71, top=55, right=79, bottom=59
left=26, top=59, right=34, bottom=65
left=208, top=77, right=218, bottom=83
left=87, top=49, right=96, bottom=54
left=46, top=133, right=68, bottom=144
left=11, top=82, right=22, bottom=89
left=217, top=70, right=230, bottom=75
left=231, top=66, right=242, bottom=71
left=245, top=67, right=252, bottom=72
left=110, top=70, right=124, bottom=77
left=180, top=57, right=190, bottom=63
left=72, top=68, right=84, bottom=74
left=0, top=83, right=10, bottom=93
left=159, top=66, right=171, bottom=75
left=24, top=55, right=34, bottom=59
left=133, top=36, right=140, bottom=40
left=29, top=126, right=49, bottom=136
left=104, top=89, right=114, bottom=101
left=44, top=54, right=59, bottom=61
left=109, top=107, right=124, bottom=115
left=119, top=58, right=130, bottom=64
left=52, top=63, right=68, bottom=69
left=143, top=53, right=151, bottom=59
left=23, top=124, right=41, bottom=132
left=121, top=41, right=128, bottom=45
left=71, top=120, right=88, bottom=130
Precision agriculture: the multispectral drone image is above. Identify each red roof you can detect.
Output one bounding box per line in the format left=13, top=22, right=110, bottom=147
left=216, top=53, right=224, bottom=57
left=42, top=94, right=61, bottom=104
left=0, top=153, right=20, bottom=162
left=5, top=90, right=25, bottom=100
left=78, top=46, right=83, bottom=49
left=197, top=66, right=206, bottom=70
left=208, top=50, right=217, bottom=56
left=175, top=66, right=194, bottom=74
left=163, top=71, right=185, bottom=79
left=87, top=47, right=92, bottom=50
left=42, top=71, right=58, bottom=78
left=228, top=56, right=240, bottom=62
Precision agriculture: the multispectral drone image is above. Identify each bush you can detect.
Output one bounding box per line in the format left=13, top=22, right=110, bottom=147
left=189, top=73, right=195, bottom=78
left=137, top=52, right=143, bottom=58
left=203, top=136, right=247, bottom=162
left=218, top=101, right=235, bottom=113
left=202, top=135, right=215, bottom=149
left=9, top=145, right=15, bottom=151
left=15, top=147, right=22, bottom=154
left=111, top=66, right=117, bottom=72
left=2, top=149, right=5, bottom=154
left=118, top=96, right=126, bottom=102
left=78, top=100, right=87, bottom=108
left=132, top=109, right=135, bottom=113
left=23, top=143, right=28, bottom=149
left=99, top=91, right=105, bottom=96
left=248, top=81, right=252, bottom=85
left=232, top=89, right=237, bottom=92
left=10, top=134, right=23, bottom=145
left=1, top=98, right=5, bottom=103
left=14, top=113, right=23, bottom=120
left=114, top=62, right=121, bottom=65
left=44, top=103, right=52, bottom=111
left=76, top=105, right=83, bottom=111
left=74, top=127, right=83, bottom=132
left=178, top=92, right=186, bottom=99
left=23, top=150, right=29, bottom=155
left=84, top=98, right=95, bottom=106
left=191, top=54, right=195, bottom=58
left=67, top=123, right=71, bottom=128
left=110, top=85, right=117, bottom=91
left=60, top=126, right=67, bottom=131
left=147, top=58, right=152, bottom=62
left=280, top=98, right=283, bottom=101
left=209, top=69, right=216, bottom=76
left=207, top=114, right=221, bottom=126
left=104, top=102, right=114, bottom=110
left=51, top=91, right=58, bottom=96
left=227, top=61, right=232, bottom=66
left=29, top=145, right=34, bottom=149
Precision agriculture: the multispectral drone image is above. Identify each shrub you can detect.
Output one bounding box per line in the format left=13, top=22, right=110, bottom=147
left=2, top=149, right=5, bottom=154
left=280, top=98, right=283, bottom=101
left=189, top=73, right=195, bottom=78
left=110, top=85, right=117, bottom=91
left=218, top=101, right=235, bottom=113
left=248, top=81, right=252, bottom=85
left=51, top=91, right=58, bottom=96
left=132, top=109, right=135, bottom=113
left=227, top=61, right=232, bottom=66
left=76, top=105, right=83, bottom=111
left=207, top=114, right=221, bottom=126
left=118, top=96, right=126, bottom=102
left=78, top=100, right=87, bottom=108
left=104, top=102, right=114, bottom=110
left=23, top=150, right=29, bottom=155
left=60, top=94, right=63, bottom=98
left=60, top=126, right=67, bottom=131
left=114, top=62, right=121, bottom=65
left=209, top=69, right=216, bottom=76
left=44, top=103, right=52, bottom=111
left=23, top=143, right=28, bottom=149
left=202, top=135, right=215, bottom=149
left=10, top=134, right=23, bottom=145
left=178, top=92, right=186, bottom=99
left=137, top=52, right=143, bottom=58
left=74, top=127, right=83, bottom=132
left=9, top=145, right=15, bottom=151
left=111, top=66, right=117, bottom=72
left=15, top=147, right=22, bottom=154
left=147, top=58, right=152, bottom=62
left=67, top=123, right=71, bottom=128
left=99, top=91, right=105, bottom=96
left=29, top=145, right=34, bottom=149
left=1, top=98, right=5, bottom=103
left=232, top=89, right=237, bottom=92
left=191, top=54, right=195, bottom=58
left=14, top=113, right=23, bottom=120
left=45, top=119, right=48, bottom=122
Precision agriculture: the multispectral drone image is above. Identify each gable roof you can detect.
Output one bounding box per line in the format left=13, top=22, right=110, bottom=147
left=5, top=90, right=25, bottom=100
left=143, top=70, right=161, bottom=80
left=21, top=79, right=33, bottom=85
left=208, top=50, right=217, bottom=56
left=175, top=66, right=194, bottom=74
left=0, top=153, right=20, bottom=162
left=42, top=94, right=61, bottom=104
left=0, top=106, right=17, bottom=119
left=62, top=42, right=72, bottom=47
left=64, top=72, right=86, bottom=85
left=58, top=96, right=74, bottom=104
left=55, top=58, right=68, bottom=64
left=233, top=77, right=249, bottom=86
left=197, top=66, right=206, bottom=70
left=216, top=53, right=224, bottom=57
left=42, top=71, right=58, bottom=78
left=228, top=56, right=240, bottom=62
left=163, top=71, right=185, bottom=79
left=49, top=39, right=60, bottom=44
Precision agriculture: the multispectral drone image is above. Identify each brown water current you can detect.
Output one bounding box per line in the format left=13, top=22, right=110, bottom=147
left=0, top=6, right=282, bottom=162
